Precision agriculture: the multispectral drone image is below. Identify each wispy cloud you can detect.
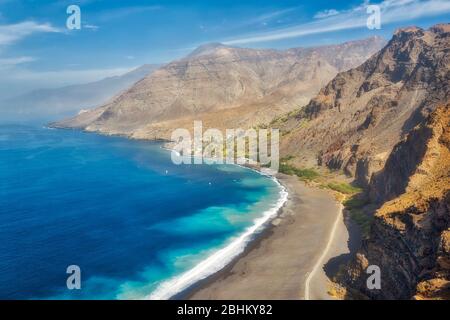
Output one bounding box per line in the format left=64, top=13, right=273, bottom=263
left=247, top=7, right=298, bottom=25
left=0, top=20, right=59, bottom=71
left=314, top=9, right=340, bottom=19
left=0, top=56, right=35, bottom=67
left=224, top=0, right=450, bottom=45
left=83, top=24, right=99, bottom=31
left=0, top=21, right=59, bottom=47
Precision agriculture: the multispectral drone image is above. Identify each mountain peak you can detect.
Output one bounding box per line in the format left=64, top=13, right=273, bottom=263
left=429, top=23, right=450, bottom=34
left=187, top=42, right=230, bottom=58
left=392, top=23, right=450, bottom=41
left=394, top=25, right=423, bottom=35
left=393, top=23, right=450, bottom=35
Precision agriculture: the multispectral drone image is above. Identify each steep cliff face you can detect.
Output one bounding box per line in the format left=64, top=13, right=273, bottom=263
left=341, top=104, right=450, bottom=300
left=280, top=24, right=450, bottom=186
left=52, top=37, right=385, bottom=138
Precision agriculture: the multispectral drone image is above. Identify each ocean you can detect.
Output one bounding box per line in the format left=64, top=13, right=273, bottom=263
left=0, top=125, right=286, bottom=299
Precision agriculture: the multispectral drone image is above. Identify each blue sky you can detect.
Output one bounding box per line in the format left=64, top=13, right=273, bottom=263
left=0, top=0, right=449, bottom=97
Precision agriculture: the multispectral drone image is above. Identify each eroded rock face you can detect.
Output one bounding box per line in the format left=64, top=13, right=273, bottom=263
left=341, top=105, right=450, bottom=300
left=280, top=24, right=450, bottom=187
left=52, top=37, right=386, bottom=138
left=369, top=123, right=432, bottom=203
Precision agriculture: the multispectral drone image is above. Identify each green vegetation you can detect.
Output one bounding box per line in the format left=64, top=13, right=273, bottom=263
left=277, top=154, right=373, bottom=237
left=269, top=114, right=289, bottom=126
left=255, top=123, right=269, bottom=130
left=343, top=193, right=372, bottom=238
left=278, top=157, right=373, bottom=237
left=278, top=157, right=373, bottom=239
left=349, top=208, right=372, bottom=238
left=343, top=196, right=368, bottom=209
left=269, top=107, right=307, bottom=126
left=295, top=168, right=320, bottom=181
left=281, top=130, right=291, bottom=137
left=279, top=163, right=320, bottom=181
left=280, top=155, right=295, bottom=162
left=327, top=182, right=362, bottom=195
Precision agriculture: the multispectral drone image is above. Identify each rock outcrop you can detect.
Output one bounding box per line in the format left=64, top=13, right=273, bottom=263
left=52, top=38, right=386, bottom=138
left=280, top=24, right=450, bottom=187
left=341, top=104, right=450, bottom=299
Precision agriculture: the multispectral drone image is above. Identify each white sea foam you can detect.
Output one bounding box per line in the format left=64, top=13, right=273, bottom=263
left=147, top=171, right=288, bottom=300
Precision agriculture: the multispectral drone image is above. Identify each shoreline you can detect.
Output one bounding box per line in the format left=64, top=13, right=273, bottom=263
left=50, top=127, right=349, bottom=300
left=146, top=163, right=289, bottom=300
left=183, top=173, right=347, bottom=300
left=48, top=127, right=292, bottom=300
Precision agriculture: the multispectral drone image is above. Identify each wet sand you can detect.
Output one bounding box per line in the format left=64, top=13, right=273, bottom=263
left=182, top=173, right=347, bottom=300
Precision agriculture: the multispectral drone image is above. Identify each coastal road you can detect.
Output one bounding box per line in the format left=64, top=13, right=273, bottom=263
left=305, top=202, right=348, bottom=300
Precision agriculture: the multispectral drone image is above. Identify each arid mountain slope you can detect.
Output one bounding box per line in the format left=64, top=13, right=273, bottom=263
left=52, top=38, right=385, bottom=137
left=341, top=104, right=450, bottom=300
left=280, top=24, right=450, bottom=186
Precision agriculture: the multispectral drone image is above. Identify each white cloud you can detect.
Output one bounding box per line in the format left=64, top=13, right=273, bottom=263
left=0, top=56, right=35, bottom=67
left=0, top=21, right=59, bottom=47
left=228, top=7, right=298, bottom=31
left=314, top=9, right=340, bottom=19
left=249, top=7, right=297, bottom=24
left=0, top=21, right=60, bottom=88
left=379, top=0, right=450, bottom=22
left=83, top=24, right=99, bottom=31
left=224, top=0, right=450, bottom=45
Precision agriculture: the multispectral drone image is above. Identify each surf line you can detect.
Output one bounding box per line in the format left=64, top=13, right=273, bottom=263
left=147, top=172, right=288, bottom=300
left=304, top=203, right=344, bottom=300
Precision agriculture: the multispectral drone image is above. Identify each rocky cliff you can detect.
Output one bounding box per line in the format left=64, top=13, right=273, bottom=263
left=280, top=24, right=450, bottom=187
left=341, top=104, right=450, bottom=300
left=52, top=38, right=385, bottom=138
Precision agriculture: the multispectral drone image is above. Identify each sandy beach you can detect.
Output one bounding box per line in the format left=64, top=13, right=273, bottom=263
left=182, top=173, right=350, bottom=300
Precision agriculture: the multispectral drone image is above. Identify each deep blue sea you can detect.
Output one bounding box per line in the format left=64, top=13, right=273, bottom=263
left=0, top=125, right=285, bottom=299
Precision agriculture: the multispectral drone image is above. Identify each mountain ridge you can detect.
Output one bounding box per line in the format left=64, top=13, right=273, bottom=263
left=52, top=37, right=386, bottom=137
left=280, top=24, right=450, bottom=186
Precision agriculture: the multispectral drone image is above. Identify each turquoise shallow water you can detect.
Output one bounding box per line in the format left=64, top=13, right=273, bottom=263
left=0, top=125, right=284, bottom=299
